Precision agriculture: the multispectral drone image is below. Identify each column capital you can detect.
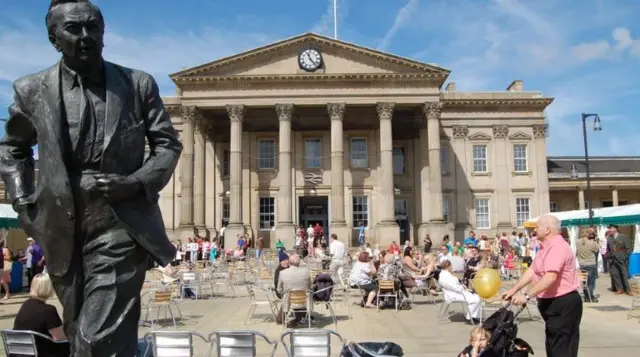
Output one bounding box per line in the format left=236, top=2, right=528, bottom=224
left=180, top=105, right=199, bottom=122
left=533, top=124, right=548, bottom=138
left=327, top=102, right=346, bottom=120
left=275, top=103, right=295, bottom=121
left=424, top=102, right=442, bottom=120
left=376, top=102, right=395, bottom=120
left=492, top=124, right=509, bottom=138
left=226, top=104, right=246, bottom=122
left=451, top=125, right=469, bottom=139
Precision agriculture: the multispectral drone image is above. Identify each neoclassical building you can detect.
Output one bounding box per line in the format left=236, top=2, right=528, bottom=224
left=159, top=33, right=554, bottom=248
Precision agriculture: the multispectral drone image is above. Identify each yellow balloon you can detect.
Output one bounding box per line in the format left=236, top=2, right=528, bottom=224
left=472, top=268, right=501, bottom=299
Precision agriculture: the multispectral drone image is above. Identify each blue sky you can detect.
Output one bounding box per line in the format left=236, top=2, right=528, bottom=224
left=1, top=0, right=639, bottom=156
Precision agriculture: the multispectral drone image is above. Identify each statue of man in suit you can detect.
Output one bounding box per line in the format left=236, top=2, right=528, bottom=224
left=0, top=1, right=182, bottom=355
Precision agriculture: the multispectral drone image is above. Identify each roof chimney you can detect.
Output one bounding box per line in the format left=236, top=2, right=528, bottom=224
left=445, top=82, right=456, bottom=92
left=507, top=80, right=524, bottom=92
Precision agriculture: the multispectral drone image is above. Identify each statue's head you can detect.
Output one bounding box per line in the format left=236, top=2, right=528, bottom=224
left=46, top=0, right=105, bottom=71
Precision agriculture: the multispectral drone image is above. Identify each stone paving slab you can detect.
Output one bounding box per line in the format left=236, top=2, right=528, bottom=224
left=1, top=275, right=639, bottom=356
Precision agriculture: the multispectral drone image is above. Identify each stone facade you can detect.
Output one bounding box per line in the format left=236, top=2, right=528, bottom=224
left=158, top=33, right=556, bottom=248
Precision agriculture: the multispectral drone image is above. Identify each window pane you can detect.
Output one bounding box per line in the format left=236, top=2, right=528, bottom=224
left=350, top=138, right=368, bottom=168
left=259, top=197, right=275, bottom=230
left=550, top=202, right=558, bottom=212
left=352, top=196, right=369, bottom=227
left=222, top=199, right=230, bottom=227
left=516, top=198, right=530, bottom=227
left=393, top=148, right=405, bottom=175
left=473, top=145, right=487, bottom=172
left=258, top=139, right=276, bottom=169
left=443, top=198, right=450, bottom=222
left=513, top=144, right=527, bottom=172
left=304, top=139, right=322, bottom=169
left=440, top=146, right=448, bottom=174
left=475, top=198, right=490, bottom=229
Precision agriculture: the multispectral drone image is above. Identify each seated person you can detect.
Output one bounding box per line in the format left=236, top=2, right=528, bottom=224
left=438, top=245, right=452, bottom=264
left=274, top=251, right=290, bottom=299
left=348, top=252, right=377, bottom=308
left=13, top=274, right=69, bottom=357
left=377, top=253, right=409, bottom=299
left=438, top=260, right=482, bottom=324
left=459, top=327, right=494, bottom=357
left=156, top=264, right=196, bottom=298
left=464, top=246, right=484, bottom=285
left=277, top=254, right=312, bottom=323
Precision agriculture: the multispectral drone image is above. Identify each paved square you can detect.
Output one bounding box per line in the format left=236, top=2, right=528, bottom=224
left=1, top=274, right=638, bottom=356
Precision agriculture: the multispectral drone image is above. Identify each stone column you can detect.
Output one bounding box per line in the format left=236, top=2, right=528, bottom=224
left=275, top=104, right=296, bottom=247
left=451, top=125, right=470, bottom=241
left=612, top=187, right=619, bottom=206
left=224, top=105, right=246, bottom=248
left=578, top=189, right=585, bottom=210
left=327, top=103, right=350, bottom=243
left=179, top=106, right=195, bottom=231
left=493, top=124, right=511, bottom=229
left=417, top=124, right=431, bottom=241
left=375, top=102, right=400, bottom=246
left=533, top=124, right=550, bottom=214
left=424, top=102, right=448, bottom=245
left=193, top=112, right=207, bottom=233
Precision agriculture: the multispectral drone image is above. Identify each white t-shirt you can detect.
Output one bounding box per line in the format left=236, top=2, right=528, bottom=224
left=330, top=240, right=346, bottom=260
left=349, top=261, right=373, bottom=286
left=307, top=227, right=315, bottom=238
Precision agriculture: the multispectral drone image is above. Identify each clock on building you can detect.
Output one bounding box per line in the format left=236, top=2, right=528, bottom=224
left=298, top=48, right=323, bottom=72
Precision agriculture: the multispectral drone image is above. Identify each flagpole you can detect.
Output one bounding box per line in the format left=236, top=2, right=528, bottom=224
left=333, top=0, right=338, bottom=39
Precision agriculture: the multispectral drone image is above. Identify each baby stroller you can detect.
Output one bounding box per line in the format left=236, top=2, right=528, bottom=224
left=480, top=303, right=534, bottom=357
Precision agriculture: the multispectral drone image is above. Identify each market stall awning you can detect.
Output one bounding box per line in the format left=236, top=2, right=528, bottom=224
left=525, top=204, right=640, bottom=228
left=0, top=204, right=20, bottom=229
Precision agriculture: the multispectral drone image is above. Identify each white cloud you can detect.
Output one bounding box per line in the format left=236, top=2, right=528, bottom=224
left=0, top=20, right=276, bottom=99
left=377, top=0, right=419, bottom=50
left=571, top=41, right=611, bottom=62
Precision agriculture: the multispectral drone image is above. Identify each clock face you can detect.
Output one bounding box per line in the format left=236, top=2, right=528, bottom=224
left=298, top=49, right=323, bottom=72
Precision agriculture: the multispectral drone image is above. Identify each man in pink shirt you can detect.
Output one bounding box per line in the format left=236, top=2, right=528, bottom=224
left=503, top=214, right=582, bottom=357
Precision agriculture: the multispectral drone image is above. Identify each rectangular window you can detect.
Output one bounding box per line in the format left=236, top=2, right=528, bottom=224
left=258, top=139, right=276, bottom=169
left=440, top=146, right=448, bottom=174
left=393, top=148, right=405, bottom=175
left=304, top=138, right=322, bottom=169
left=394, top=199, right=408, bottom=219
left=549, top=201, right=558, bottom=212
left=258, top=197, right=275, bottom=230
left=221, top=199, right=230, bottom=227
left=513, top=144, right=528, bottom=172
left=516, top=198, right=531, bottom=227
left=475, top=198, right=490, bottom=229
left=222, top=149, right=230, bottom=177
left=473, top=145, right=488, bottom=173
left=443, top=198, right=450, bottom=222
left=350, top=138, right=368, bottom=168
left=352, top=196, right=369, bottom=227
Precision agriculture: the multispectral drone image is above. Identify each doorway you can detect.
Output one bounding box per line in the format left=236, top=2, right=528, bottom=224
left=395, top=199, right=409, bottom=245
left=299, top=196, right=329, bottom=240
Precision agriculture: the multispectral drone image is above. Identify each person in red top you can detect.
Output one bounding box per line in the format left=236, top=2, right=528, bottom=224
left=503, top=215, right=582, bottom=357
left=387, top=241, right=400, bottom=255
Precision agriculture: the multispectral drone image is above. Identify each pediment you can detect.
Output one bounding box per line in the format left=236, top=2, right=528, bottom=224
left=170, top=33, right=450, bottom=80
left=468, top=132, right=492, bottom=141
left=508, top=132, right=532, bottom=140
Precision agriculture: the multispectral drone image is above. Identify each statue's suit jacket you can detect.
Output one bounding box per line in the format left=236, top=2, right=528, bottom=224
left=0, top=61, right=182, bottom=278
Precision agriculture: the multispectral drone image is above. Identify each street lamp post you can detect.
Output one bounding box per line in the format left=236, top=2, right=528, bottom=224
left=581, top=113, right=602, bottom=227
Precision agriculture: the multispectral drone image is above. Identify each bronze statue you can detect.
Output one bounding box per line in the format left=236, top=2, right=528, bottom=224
left=0, top=0, right=182, bottom=355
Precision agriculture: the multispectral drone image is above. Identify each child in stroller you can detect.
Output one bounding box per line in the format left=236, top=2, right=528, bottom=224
left=458, top=303, right=534, bottom=357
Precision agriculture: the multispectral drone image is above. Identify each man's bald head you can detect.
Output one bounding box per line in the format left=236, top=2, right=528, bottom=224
left=536, top=214, right=561, bottom=240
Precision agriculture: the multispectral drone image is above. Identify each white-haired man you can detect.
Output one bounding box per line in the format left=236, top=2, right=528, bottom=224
left=503, top=215, right=582, bottom=357
left=277, top=254, right=312, bottom=325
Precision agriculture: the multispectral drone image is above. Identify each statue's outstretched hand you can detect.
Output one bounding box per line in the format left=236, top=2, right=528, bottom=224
left=94, top=173, right=142, bottom=202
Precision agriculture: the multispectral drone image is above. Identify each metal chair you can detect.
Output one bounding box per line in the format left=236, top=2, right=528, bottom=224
left=209, top=330, right=277, bottom=357
left=283, top=290, right=312, bottom=330
left=376, top=279, right=399, bottom=311
left=280, top=329, right=345, bottom=357
left=435, top=282, right=478, bottom=325
left=142, top=290, right=180, bottom=328
left=0, top=329, right=69, bottom=357
left=144, top=331, right=209, bottom=357
left=244, top=285, right=278, bottom=324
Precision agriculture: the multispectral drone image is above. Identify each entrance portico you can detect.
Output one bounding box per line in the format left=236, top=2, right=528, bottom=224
left=160, top=33, right=553, bottom=249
